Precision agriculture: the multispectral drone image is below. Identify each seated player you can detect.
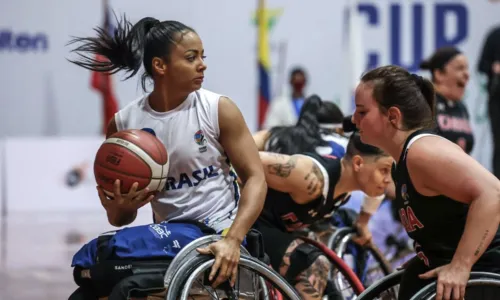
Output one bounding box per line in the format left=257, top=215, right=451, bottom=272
left=254, top=132, right=393, bottom=299
left=254, top=95, right=385, bottom=246
left=67, top=15, right=266, bottom=299
left=352, top=65, right=500, bottom=300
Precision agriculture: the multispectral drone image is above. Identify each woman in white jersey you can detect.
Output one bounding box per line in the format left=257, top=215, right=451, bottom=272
left=68, top=16, right=266, bottom=287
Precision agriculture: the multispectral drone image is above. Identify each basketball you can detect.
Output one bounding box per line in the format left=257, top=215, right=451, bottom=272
left=94, top=129, right=170, bottom=197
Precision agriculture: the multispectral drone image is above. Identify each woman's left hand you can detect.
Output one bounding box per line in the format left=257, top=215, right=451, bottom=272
left=419, top=262, right=471, bottom=300
left=197, top=237, right=241, bottom=288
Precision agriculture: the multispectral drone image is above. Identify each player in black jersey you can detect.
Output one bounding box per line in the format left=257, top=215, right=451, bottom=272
left=253, top=95, right=380, bottom=245
left=420, top=47, right=474, bottom=154
left=254, top=132, right=393, bottom=299
left=351, top=65, right=500, bottom=300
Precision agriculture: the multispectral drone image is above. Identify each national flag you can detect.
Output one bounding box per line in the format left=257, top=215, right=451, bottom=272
left=257, top=0, right=271, bottom=129
left=91, top=0, right=119, bottom=135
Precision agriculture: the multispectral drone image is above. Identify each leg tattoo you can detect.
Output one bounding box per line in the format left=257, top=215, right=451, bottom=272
left=279, top=239, right=303, bottom=276
left=295, top=255, right=331, bottom=300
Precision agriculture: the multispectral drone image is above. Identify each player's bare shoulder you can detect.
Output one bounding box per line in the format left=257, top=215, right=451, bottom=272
left=260, top=152, right=325, bottom=203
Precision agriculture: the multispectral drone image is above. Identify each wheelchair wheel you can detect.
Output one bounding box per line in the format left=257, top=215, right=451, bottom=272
left=355, top=270, right=404, bottom=300
left=410, top=272, right=500, bottom=300
left=165, top=254, right=301, bottom=300
left=333, top=228, right=393, bottom=283
left=326, top=227, right=352, bottom=249
left=324, top=227, right=394, bottom=299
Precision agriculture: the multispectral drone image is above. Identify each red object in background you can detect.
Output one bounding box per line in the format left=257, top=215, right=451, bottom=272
left=91, top=55, right=119, bottom=135
left=91, top=0, right=119, bottom=135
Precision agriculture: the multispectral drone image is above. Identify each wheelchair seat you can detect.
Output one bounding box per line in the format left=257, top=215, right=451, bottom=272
left=70, top=228, right=271, bottom=300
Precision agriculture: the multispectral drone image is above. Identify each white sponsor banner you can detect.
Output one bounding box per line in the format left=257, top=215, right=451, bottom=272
left=4, top=137, right=151, bottom=218
left=0, top=139, right=4, bottom=215
left=4, top=211, right=151, bottom=269
left=0, top=140, right=4, bottom=268
left=5, top=137, right=104, bottom=212
left=3, top=137, right=156, bottom=269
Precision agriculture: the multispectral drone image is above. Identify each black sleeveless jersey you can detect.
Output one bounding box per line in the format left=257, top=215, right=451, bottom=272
left=435, top=93, right=474, bottom=154
left=259, top=152, right=350, bottom=232
left=392, top=130, right=500, bottom=269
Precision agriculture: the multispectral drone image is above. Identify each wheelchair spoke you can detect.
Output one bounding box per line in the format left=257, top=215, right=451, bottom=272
left=166, top=255, right=300, bottom=300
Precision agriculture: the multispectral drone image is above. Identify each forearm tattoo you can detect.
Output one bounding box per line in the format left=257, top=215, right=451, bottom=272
left=304, top=163, right=325, bottom=196
left=267, top=156, right=298, bottom=178
left=474, top=229, right=490, bottom=256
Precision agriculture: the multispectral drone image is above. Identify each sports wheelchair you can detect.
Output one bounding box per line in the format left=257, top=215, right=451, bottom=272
left=70, top=208, right=395, bottom=300
left=325, top=226, right=392, bottom=298
left=300, top=208, right=393, bottom=298
left=70, top=229, right=301, bottom=300
left=356, top=269, right=500, bottom=300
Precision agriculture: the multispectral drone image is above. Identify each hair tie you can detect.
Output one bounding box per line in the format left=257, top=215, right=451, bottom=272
left=410, top=73, right=424, bottom=88
left=319, top=123, right=343, bottom=130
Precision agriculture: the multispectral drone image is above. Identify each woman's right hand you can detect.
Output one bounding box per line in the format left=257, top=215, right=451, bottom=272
left=97, top=179, right=155, bottom=213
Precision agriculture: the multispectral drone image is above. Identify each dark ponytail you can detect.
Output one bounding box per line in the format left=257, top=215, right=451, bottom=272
left=266, top=95, right=329, bottom=155
left=410, top=74, right=436, bottom=122
left=296, top=94, right=323, bottom=136
left=68, top=14, right=195, bottom=91
left=361, top=65, right=435, bottom=130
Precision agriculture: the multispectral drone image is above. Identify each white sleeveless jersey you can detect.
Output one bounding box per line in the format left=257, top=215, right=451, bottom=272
left=114, top=88, right=239, bottom=232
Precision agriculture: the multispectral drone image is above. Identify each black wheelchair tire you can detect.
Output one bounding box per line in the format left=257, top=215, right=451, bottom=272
left=355, top=270, right=404, bottom=300
left=165, top=254, right=301, bottom=300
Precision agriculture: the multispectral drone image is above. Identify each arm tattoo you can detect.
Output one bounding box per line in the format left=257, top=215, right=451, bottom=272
left=267, top=153, right=287, bottom=159
left=304, top=163, right=325, bottom=196
left=474, top=229, right=490, bottom=256
left=268, top=156, right=298, bottom=178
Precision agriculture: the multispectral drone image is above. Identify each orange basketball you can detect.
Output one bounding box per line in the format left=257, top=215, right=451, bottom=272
left=94, top=129, right=169, bottom=196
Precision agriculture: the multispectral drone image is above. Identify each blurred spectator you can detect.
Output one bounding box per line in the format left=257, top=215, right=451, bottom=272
left=420, top=47, right=474, bottom=154
left=478, top=26, right=500, bottom=177
left=263, top=67, right=308, bottom=128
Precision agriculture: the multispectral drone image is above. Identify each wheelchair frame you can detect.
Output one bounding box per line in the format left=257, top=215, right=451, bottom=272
left=164, top=234, right=302, bottom=300
left=330, top=227, right=393, bottom=286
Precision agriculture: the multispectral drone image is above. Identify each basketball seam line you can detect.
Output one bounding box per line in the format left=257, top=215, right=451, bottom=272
left=95, top=162, right=165, bottom=179
left=150, top=134, right=166, bottom=192
left=152, top=133, right=167, bottom=164
left=106, top=141, right=154, bottom=172
left=126, top=131, right=158, bottom=164
left=127, top=131, right=166, bottom=165
left=97, top=142, right=154, bottom=179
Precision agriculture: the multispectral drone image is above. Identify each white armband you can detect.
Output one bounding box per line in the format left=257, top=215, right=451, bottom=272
left=361, top=194, right=385, bottom=215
